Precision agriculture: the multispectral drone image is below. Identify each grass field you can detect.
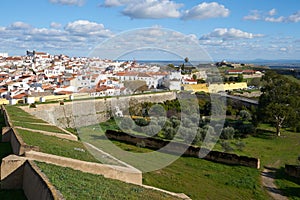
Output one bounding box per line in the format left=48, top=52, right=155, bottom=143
left=36, top=161, right=181, bottom=200
left=5, top=106, right=68, bottom=134
left=16, top=128, right=100, bottom=163
left=79, top=119, right=300, bottom=199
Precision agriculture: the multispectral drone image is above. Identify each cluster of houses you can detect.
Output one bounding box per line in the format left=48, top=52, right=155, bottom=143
left=0, top=51, right=186, bottom=104
left=0, top=51, right=263, bottom=105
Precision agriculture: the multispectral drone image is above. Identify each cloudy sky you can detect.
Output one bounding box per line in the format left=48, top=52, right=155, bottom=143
left=0, top=0, right=300, bottom=61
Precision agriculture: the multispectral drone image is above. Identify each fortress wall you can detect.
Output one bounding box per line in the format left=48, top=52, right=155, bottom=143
left=23, top=92, right=176, bottom=128
left=1, top=155, right=62, bottom=199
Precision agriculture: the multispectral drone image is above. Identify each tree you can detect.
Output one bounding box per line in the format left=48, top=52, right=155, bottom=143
left=258, top=71, right=300, bottom=136
left=237, top=74, right=244, bottom=82
left=192, top=74, right=197, bottom=81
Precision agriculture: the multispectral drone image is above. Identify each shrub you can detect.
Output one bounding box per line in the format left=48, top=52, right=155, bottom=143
left=221, top=127, right=235, bottom=140
left=235, top=140, right=246, bottom=151
left=221, top=141, right=234, bottom=152
left=29, top=103, right=36, bottom=108
left=239, top=110, right=251, bottom=121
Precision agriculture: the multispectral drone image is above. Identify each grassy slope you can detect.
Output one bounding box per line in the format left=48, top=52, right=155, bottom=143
left=16, top=128, right=100, bottom=163
left=36, top=162, right=181, bottom=200
left=5, top=106, right=67, bottom=134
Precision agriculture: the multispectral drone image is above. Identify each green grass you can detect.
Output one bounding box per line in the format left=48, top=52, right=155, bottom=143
left=16, top=129, right=100, bottom=163
left=5, top=106, right=68, bottom=134
left=213, top=124, right=300, bottom=168
left=78, top=125, right=268, bottom=199
left=144, top=157, right=268, bottom=200
left=36, top=162, right=181, bottom=200
left=5, top=106, right=46, bottom=123
left=79, top=120, right=300, bottom=199
left=12, top=121, right=67, bottom=134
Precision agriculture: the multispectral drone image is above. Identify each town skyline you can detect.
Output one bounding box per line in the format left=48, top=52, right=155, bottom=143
left=1, top=0, right=300, bottom=60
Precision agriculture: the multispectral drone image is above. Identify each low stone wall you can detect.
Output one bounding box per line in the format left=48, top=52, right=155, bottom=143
left=285, top=164, right=300, bottom=178
left=1, top=126, right=39, bottom=156
left=25, top=150, right=142, bottom=185
left=105, top=130, right=260, bottom=169
left=0, top=155, right=62, bottom=199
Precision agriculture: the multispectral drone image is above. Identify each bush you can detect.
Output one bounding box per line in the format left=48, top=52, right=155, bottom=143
left=221, top=141, right=234, bottom=152
left=235, top=140, right=246, bottom=151
left=119, top=117, right=134, bottom=131
left=221, top=127, right=235, bottom=140
left=239, top=110, right=251, bottom=121
left=29, top=103, right=36, bottom=108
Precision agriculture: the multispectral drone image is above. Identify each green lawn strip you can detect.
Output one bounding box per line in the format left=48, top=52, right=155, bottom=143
left=16, top=129, right=100, bottom=163
left=5, top=105, right=48, bottom=123
left=13, top=121, right=67, bottom=134
left=36, top=161, right=181, bottom=200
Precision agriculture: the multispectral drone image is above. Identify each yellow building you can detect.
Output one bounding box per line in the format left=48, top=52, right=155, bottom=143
left=183, top=82, right=247, bottom=93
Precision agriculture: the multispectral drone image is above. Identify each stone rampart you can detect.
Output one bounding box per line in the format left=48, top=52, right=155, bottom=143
left=22, top=92, right=177, bottom=128
left=0, top=155, right=62, bottom=199
left=106, top=130, right=260, bottom=169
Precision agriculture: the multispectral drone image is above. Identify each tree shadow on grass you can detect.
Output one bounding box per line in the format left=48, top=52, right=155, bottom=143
left=276, top=167, right=300, bottom=185
left=274, top=167, right=300, bottom=198
left=253, top=128, right=276, bottom=139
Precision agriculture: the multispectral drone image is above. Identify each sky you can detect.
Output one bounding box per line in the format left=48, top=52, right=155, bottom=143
left=0, top=0, right=300, bottom=61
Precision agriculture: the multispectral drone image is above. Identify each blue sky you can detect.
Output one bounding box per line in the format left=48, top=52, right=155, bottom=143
left=0, top=0, right=300, bottom=61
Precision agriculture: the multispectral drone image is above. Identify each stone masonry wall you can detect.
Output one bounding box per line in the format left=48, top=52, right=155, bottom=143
left=23, top=92, right=177, bottom=128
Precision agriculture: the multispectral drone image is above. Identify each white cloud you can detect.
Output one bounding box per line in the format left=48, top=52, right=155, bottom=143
left=265, top=16, right=285, bottom=23
left=121, top=0, right=183, bottom=19
left=201, top=28, right=264, bottom=40
left=287, top=11, right=300, bottom=22
left=243, top=10, right=261, bottom=21
left=0, top=20, right=114, bottom=56
left=280, top=47, right=287, bottom=51
left=64, top=20, right=113, bottom=37
left=182, top=2, right=229, bottom=20
left=268, top=8, right=277, bottom=16
left=9, top=22, right=32, bottom=30
left=103, top=0, right=133, bottom=7
left=49, top=0, right=85, bottom=6
left=50, top=22, right=62, bottom=29
left=244, top=9, right=300, bottom=23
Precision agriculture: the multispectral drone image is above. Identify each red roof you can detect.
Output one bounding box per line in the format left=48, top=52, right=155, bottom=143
left=12, top=93, right=27, bottom=99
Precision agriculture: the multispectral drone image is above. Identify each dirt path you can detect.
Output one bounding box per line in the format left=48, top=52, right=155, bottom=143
left=261, top=167, right=288, bottom=200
